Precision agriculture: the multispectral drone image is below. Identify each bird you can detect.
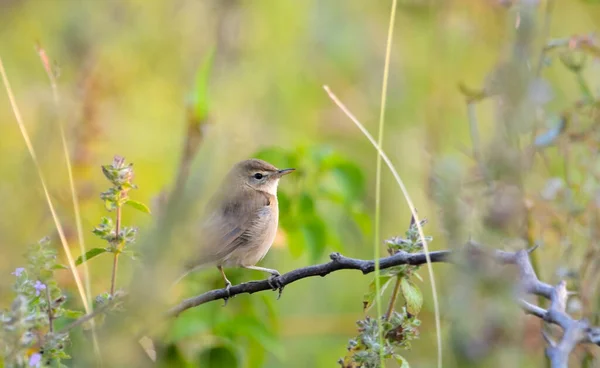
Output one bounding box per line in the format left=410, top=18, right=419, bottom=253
left=176, top=158, right=295, bottom=299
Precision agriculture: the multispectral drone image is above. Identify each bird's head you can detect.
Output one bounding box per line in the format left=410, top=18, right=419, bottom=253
left=229, top=158, right=295, bottom=195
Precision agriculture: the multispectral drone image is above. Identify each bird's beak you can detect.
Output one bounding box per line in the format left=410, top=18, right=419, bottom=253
left=276, top=168, right=295, bottom=177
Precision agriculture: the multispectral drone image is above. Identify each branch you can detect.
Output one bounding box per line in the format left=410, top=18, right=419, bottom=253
left=168, top=244, right=600, bottom=367
left=57, top=291, right=125, bottom=335
left=58, top=302, right=111, bottom=334
left=167, top=250, right=451, bottom=317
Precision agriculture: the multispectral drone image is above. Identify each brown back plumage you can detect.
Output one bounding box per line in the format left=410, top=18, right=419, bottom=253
left=186, top=159, right=281, bottom=269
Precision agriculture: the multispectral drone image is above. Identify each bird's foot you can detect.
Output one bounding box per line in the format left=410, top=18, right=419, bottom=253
left=267, top=272, right=284, bottom=300
left=222, top=281, right=233, bottom=307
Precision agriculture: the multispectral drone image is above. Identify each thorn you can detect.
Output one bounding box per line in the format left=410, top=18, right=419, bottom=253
left=409, top=210, right=417, bottom=226
left=542, top=328, right=556, bottom=347
left=527, top=242, right=540, bottom=254
left=222, top=282, right=232, bottom=307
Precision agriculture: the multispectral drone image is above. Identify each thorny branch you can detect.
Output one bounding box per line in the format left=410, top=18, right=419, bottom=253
left=167, top=251, right=451, bottom=316
left=167, top=242, right=600, bottom=367
left=63, top=241, right=597, bottom=366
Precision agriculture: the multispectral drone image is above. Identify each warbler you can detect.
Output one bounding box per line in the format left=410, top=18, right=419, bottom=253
left=177, top=158, right=294, bottom=295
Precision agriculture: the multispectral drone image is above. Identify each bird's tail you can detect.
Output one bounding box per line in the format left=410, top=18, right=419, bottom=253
left=169, top=262, right=211, bottom=291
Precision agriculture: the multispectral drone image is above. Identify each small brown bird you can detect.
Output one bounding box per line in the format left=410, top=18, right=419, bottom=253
left=179, top=159, right=294, bottom=294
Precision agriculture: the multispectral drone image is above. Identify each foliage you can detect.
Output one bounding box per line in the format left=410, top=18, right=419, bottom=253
left=0, top=238, right=76, bottom=368
left=2, top=1, right=600, bottom=367
left=339, top=309, right=418, bottom=368
left=343, top=220, right=432, bottom=367
left=0, top=156, right=147, bottom=367
left=255, top=145, right=370, bottom=263
left=444, top=18, right=600, bottom=367
left=76, top=156, right=146, bottom=271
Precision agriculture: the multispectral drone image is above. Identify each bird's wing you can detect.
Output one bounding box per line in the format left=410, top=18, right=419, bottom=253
left=188, top=188, right=272, bottom=268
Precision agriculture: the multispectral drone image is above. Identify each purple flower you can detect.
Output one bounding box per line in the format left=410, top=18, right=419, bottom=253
left=33, top=281, right=46, bottom=296
left=28, top=352, right=42, bottom=367
left=11, top=268, right=25, bottom=277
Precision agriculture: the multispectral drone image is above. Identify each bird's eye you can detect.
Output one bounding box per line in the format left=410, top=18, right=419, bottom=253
left=253, top=173, right=264, bottom=180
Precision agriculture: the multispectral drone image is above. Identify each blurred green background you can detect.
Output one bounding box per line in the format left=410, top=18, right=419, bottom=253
left=1, top=0, right=600, bottom=367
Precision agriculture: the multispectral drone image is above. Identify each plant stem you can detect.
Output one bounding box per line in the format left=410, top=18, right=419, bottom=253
left=110, top=203, right=123, bottom=297
left=110, top=253, right=119, bottom=297
left=58, top=298, right=116, bottom=334
left=46, top=286, right=54, bottom=333
left=374, top=0, right=398, bottom=365
left=385, top=277, right=402, bottom=322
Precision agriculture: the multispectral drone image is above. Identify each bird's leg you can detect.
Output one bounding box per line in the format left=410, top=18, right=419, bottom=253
left=217, top=265, right=233, bottom=306
left=242, top=265, right=280, bottom=276
left=242, top=265, right=284, bottom=299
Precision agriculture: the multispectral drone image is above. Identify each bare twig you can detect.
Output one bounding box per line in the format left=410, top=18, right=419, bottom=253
left=168, top=250, right=451, bottom=317
left=169, top=244, right=600, bottom=367
left=57, top=296, right=120, bottom=334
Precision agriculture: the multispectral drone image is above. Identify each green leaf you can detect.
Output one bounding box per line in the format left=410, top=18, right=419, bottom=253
left=381, top=266, right=408, bottom=278
left=192, top=47, right=215, bottom=123
left=156, top=343, right=190, bottom=367
left=124, top=199, right=151, bottom=214
left=363, top=275, right=394, bottom=312
left=400, top=278, right=423, bottom=315
left=351, top=208, right=372, bottom=237
left=278, top=190, right=291, bottom=214
left=215, top=315, right=282, bottom=359
left=394, top=354, right=410, bottom=368
left=75, top=248, right=108, bottom=266
left=413, top=272, right=423, bottom=282
left=52, top=264, right=68, bottom=270
left=301, top=215, right=327, bottom=263
left=329, top=161, right=365, bottom=199
left=284, top=215, right=326, bottom=261
left=167, top=309, right=211, bottom=342
left=63, top=309, right=85, bottom=319
left=309, top=145, right=334, bottom=165
left=297, top=192, right=315, bottom=215
left=285, top=228, right=304, bottom=258
left=197, top=346, right=239, bottom=368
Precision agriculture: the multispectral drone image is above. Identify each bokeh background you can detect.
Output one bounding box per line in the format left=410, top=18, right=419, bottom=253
left=1, top=0, right=600, bottom=367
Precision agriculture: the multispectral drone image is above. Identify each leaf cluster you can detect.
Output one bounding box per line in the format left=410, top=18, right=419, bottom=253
left=255, top=145, right=370, bottom=263
left=0, top=238, right=79, bottom=368
left=339, top=308, right=419, bottom=368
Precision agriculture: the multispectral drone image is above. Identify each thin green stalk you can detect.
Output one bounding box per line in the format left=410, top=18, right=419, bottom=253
left=35, top=46, right=101, bottom=360
left=385, top=277, right=402, bottom=322
left=374, top=1, right=397, bottom=366
left=324, top=85, right=442, bottom=368
left=36, top=45, right=93, bottom=310
left=0, top=57, right=88, bottom=313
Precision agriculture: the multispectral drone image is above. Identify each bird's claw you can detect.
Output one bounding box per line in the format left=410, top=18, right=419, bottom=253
left=268, top=273, right=284, bottom=300
left=222, top=282, right=233, bottom=307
